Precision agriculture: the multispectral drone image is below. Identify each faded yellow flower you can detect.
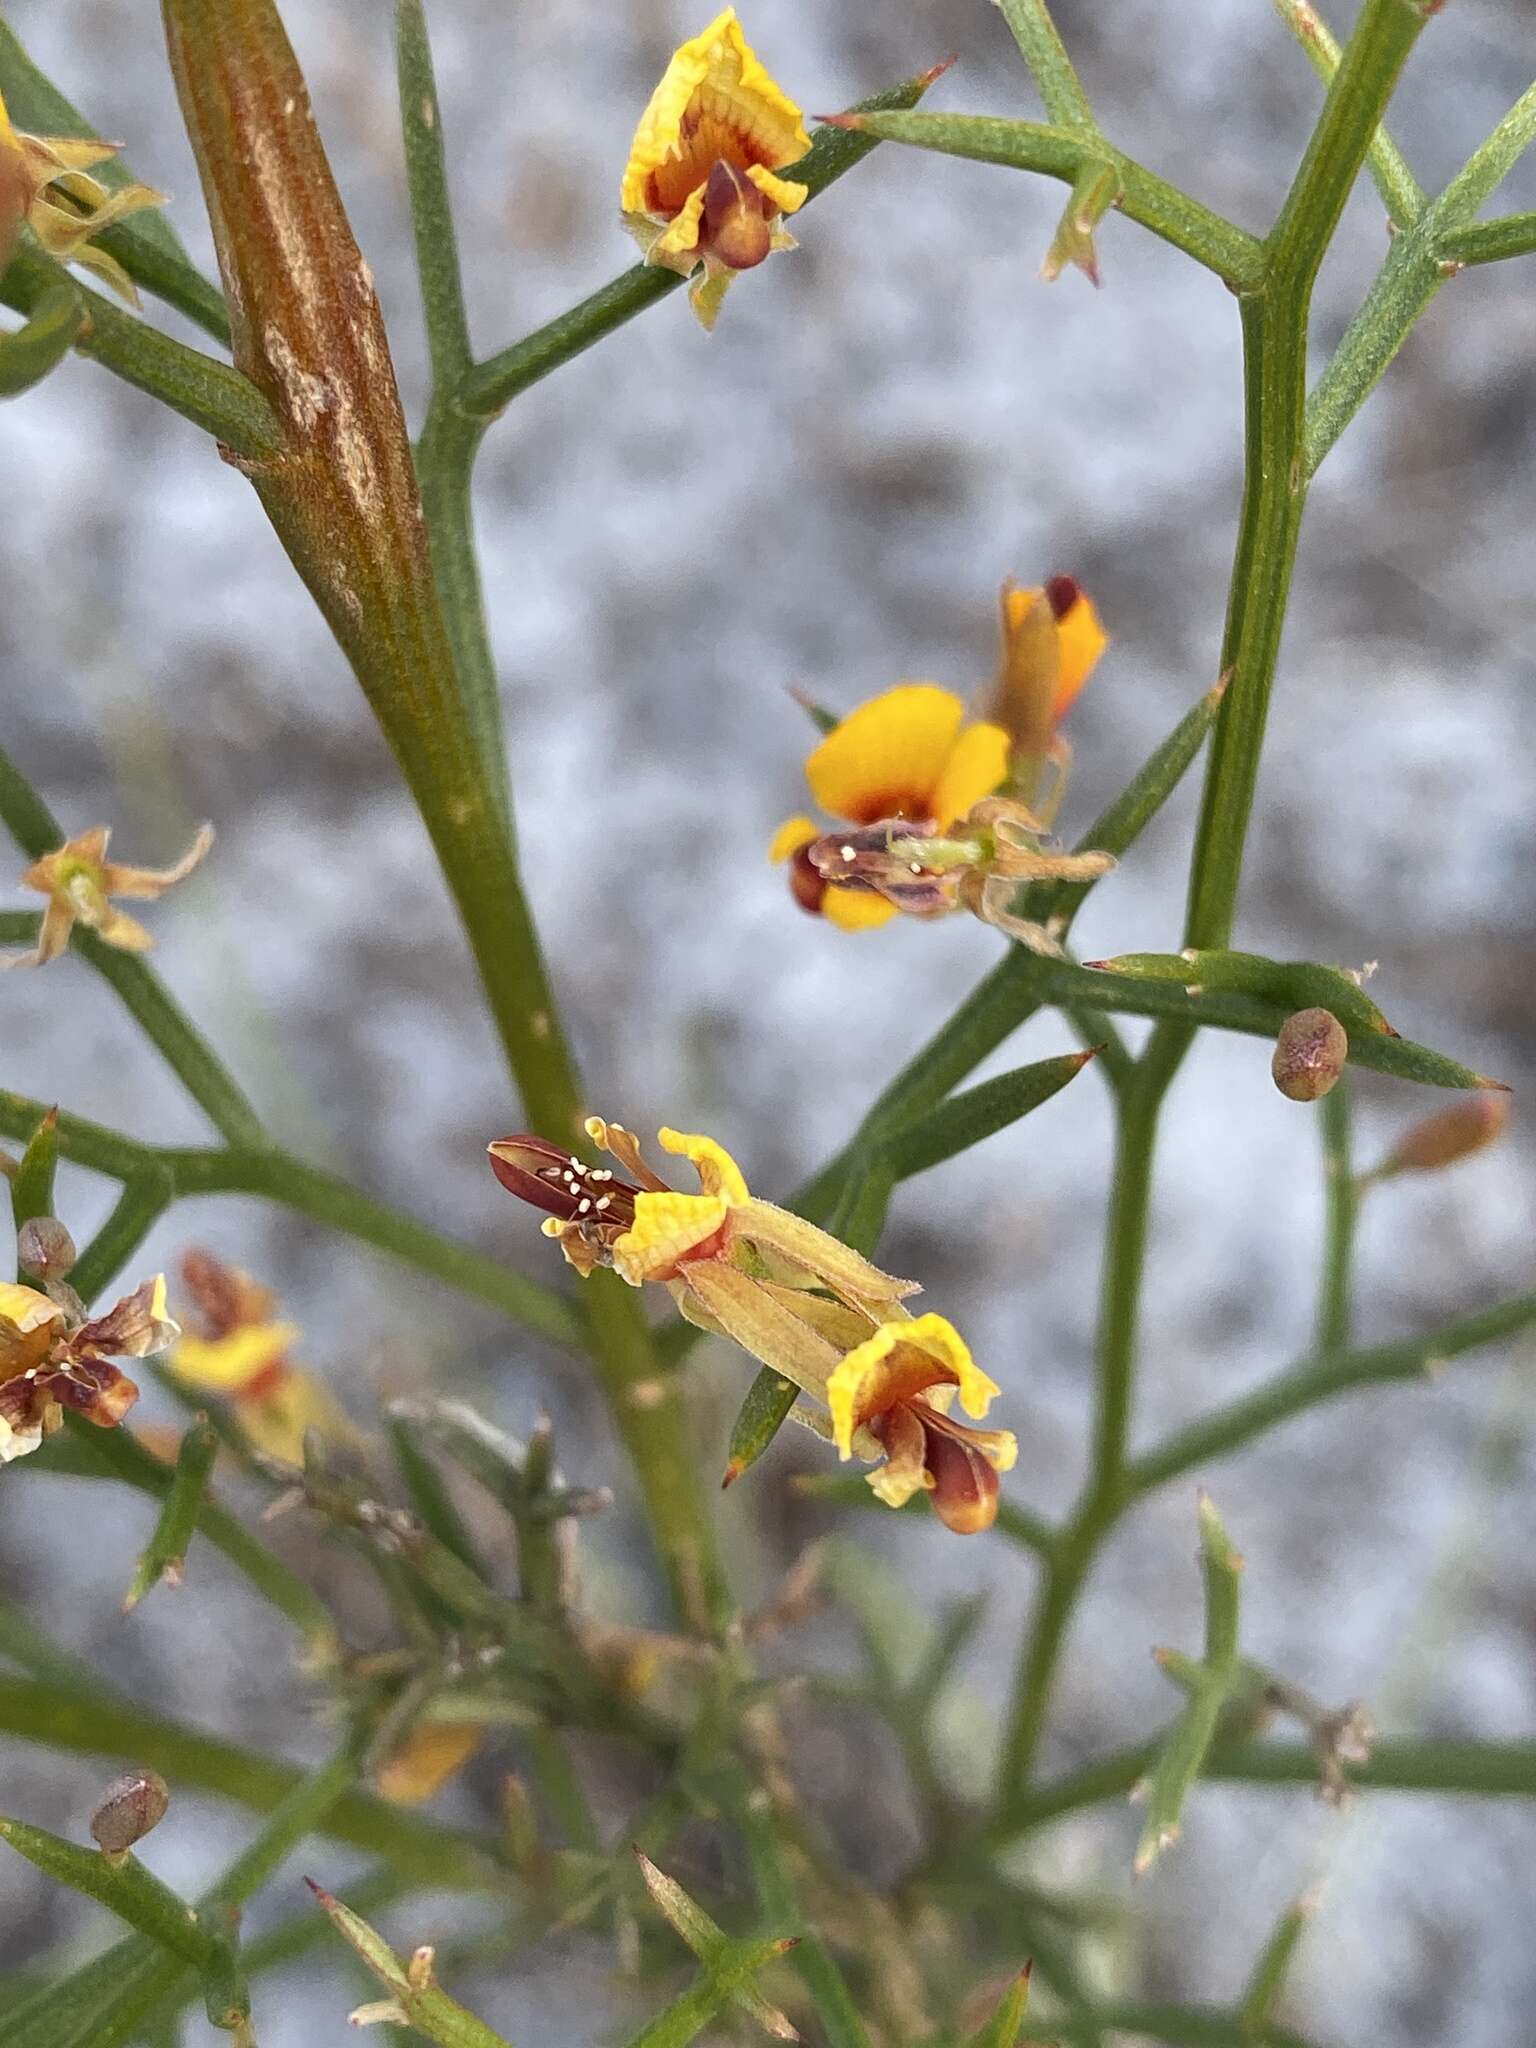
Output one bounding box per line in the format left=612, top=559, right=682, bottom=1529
left=4, top=822, right=213, bottom=969
left=0, top=86, right=164, bottom=302
left=168, top=1249, right=351, bottom=1467
left=0, top=1275, right=175, bottom=1464
left=621, top=9, right=809, bottom=328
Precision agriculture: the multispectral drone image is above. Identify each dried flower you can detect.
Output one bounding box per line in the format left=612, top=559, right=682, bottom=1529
left=621, top=8, right=810, bottom=328
left=1271, top=1007, right=1349, bottom=1102
left=3, top=823, right=213, bottom=969
left=0, top=1275, right=175, bottom=1463
left=490, top=1120, right=1016, bottom=1531
left=168, top=1249, right=351, bottom=1466
left=0, top=86, right=165, bottom=302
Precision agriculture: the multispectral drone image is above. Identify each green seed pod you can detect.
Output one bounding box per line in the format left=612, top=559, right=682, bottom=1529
left=1271, top=1007, right=1348, bottom=1102
left=90, top=1769, right=169, bottom=1858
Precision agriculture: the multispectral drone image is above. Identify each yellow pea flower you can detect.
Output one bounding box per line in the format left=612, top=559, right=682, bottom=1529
left=621, top=9, right=810, bottom=329
left=0, top=86, right=165, bottom=302
left=990, top=575, right=1110, bottom=808
left=4, top=823, right=213, bottom=970
left=488, top=1122, right=1017, bottom=1532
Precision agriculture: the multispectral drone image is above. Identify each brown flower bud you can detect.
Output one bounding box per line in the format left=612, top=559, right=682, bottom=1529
left=1377, top=1092, right=1511, bottom=1178
left=90, top=1769, right=169, bottom=1858
left=1271, top=1007, right=1348, bottom=1101
left=16, top=1216, right=76, bottom=1280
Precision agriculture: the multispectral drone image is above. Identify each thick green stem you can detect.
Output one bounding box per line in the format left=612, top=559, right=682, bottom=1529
left=1436, top=211, right=1536, bottom=265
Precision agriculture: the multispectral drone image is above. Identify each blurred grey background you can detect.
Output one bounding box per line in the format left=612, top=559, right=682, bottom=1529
left=1, top=0, right=1534, bottom=2040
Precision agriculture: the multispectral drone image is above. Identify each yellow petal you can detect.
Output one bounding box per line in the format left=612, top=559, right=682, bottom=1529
left=0, top=1283, right=63, bottom=1377
left=822, top=886, right=897, bottom=931
left=656, top=1128, right=750, bottom=1205
left=621, top=9, right=809, bottom=217
left=688, top=262, right=734, bottom=330
left=744, top=163, right=807, bottom=216
left=769, top=815, right=820, bottom=863
left=102, top=823, right=214, bottom=900
left=239, top=1370, right=354, bottom=1467
left=91, top=905, right=156, bottom=952
left=645, top=182, right=708, bottom=273
left=376, top=1722, right=483, bottom=1806
left=612, top=1190, right=730, bottom=1285
left=171, top=1322, right=298, bottom=1395
left=806, top=684, right=964, bottom=824
left=826, top=1312, right=992, bottom=1457
left=1052, top=584, right=1109, bottom=722
left=928, top=720, right=1012, bottom=830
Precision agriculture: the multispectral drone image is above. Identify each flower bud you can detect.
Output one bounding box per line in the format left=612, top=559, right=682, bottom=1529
left=16, top=1215, right=77, bottom=1280
left=1376, top=1092, right=1511, bottom=1178
left=1271, top=1007, right=1348, bottom=1102
left=90, top=1769, right=169, bottom=1859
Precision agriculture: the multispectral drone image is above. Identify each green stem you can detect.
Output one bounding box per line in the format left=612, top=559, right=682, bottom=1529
left=46, top=1416, right=337, bottom=1648
left=825, top=112, right=1264, bottom=287
left=397, top=0, right=508, bottom=824
left=1436, top=210, right=1536, bottom=265
left=0, top=1089, right=582, bottom=1347
left=1315, top=1082, right=1356, bottom=1352
left=0, top=243, right=279, bottom=456
left=999, top=1733, right=1536, bottom=1837
left=1125, top=1289, right=1536, bottom=1497
left=458, top=70, right=964, bottom=420
left=995, top=0, right=1097, bottom=128
left=1186, top=0, right=1428, bottom=952
left=1027, top=2006, right=1314, bottom=2048
left=0, top=1675, right=503, bottom=1888
left=70, top=1171, right=173, bottom=1301
left=1269, top=0, right=1426, bottom=227
left=1305, top=80, right=1536, bottom=474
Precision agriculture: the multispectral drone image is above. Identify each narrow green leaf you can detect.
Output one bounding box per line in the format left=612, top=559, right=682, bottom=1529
left=0, top=283, right=84, bottom=397
left=883, top=1049, right=1095, bottom=1182
left=1133, top=1496, right=1244, bottom=1875
left=1086, top=949, right=1394, bottom=1036
left=123, top=1420, right=219, bottom=1610
left=722, top=1370, right=799, bottom=1489
left=1239, top=1892, right=1317, bottom=2030
left=635, top=1851, right=798, bottom=2040
left=0, top=1929, right=183, bottom=2048
left=964, top=1964, right=1033, bottom=2048
left=0, top=1816, right=216, bottom=1967
left=387, top=1414, right=487, bottom=1576
left=310, top=1882, right=516, bottom=2046
left=625, top=1937, right=800, bottom=2048
left=8, top=1106, right=58, bottom=1235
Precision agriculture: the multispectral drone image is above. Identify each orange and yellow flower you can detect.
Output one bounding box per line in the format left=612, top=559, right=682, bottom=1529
left=489, top=1121, right=1018, bottom=1532
left=621, top=9, right=810, bottom=329
left=771, top=685, right=1013, bottom=930
left=168, top=1249, right=351, bottom=1467
left=0, top=86, right=164, bottom=301
left=3, top=823, right=213, bottom=969
left=0, top=1274, right=174, bottom=1463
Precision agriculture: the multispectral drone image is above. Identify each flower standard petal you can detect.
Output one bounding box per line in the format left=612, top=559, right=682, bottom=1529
left=929, top=720, right=1012, bottom=830
left=805, top=684, right=964, bottom=823
left=1045, top=576, right=1109, bottom=722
